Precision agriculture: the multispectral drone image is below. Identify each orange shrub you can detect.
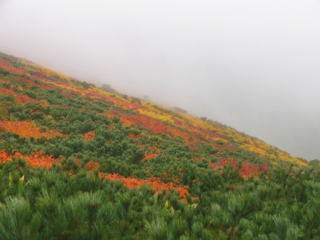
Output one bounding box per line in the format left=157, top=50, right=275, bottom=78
left=85, top=160, right=100, bottom=171
left=144, top=153, right=158, bottom=161
left=100, top=173, right=189, bottom=199
left=240, top=161, right=268, bottom=179
left=0, top=121, right=65, bottom=139
left=0, top=150, right=12, bottom=163
left=0, top=150, right=59, bottom=168
left=83, top=131, right=96, bottom=141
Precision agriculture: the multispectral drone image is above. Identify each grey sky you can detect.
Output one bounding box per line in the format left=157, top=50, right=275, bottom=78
left=0, top=0, right=320, bottom=159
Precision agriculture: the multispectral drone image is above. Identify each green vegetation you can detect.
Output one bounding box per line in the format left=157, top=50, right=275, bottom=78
left=0, top=160, right=319, bottom=239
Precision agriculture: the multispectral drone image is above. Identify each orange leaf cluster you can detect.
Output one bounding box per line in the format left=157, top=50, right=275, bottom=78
left=120, top=114, right=198, bottom=143
left=100, top=173, right=189, bottom=199
left=101, top=94, right=140, bottom=110
left=162, top=173, right=181, bottom=184
left=0, top=150, right=12, bottom=164
left=0, top=86, right=48, bottom=106
left=105, top=112, right=208, bottom=145
left=211, top=158, right=239, bottom=171
left=30, top=73, right=58, bottom=90
left=240, top=161, right=269, bottom=179
left=84, top=160, right=100, bottom=171
left=18, top=77, right=37, bottom=87
left=0, top=87, right=16, bottom=95
left=83, top=131, right=96, bottom=141
left=128, top=133, right=141, bottom=140
left=15, top=94, right=48, bottom=106
left=120, top=114, right=167, bottom=133
left=0, top=121, right=65, bottom=139
left=166, top=127, right=196, bottom=142
left=0, top=58, right=26, bottom=75
left=144, top=153, right=158, bottom=161
left=0, top=150, right=59, bottom=168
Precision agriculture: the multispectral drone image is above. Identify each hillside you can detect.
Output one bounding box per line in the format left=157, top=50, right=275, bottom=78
left=0, top=52, right=318, bottom=240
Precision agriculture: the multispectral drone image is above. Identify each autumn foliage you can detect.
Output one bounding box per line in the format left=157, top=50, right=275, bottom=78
left=211, top=158, right=269, bottom=179
left=144, top=153, right=158, bottom=161
left=83, top=131, right=96, bottom=141
left=128, top=133, right=141, bottom=140
left=0, top=86, right=48, bottom=106
left=0, top=58, right=26, bottom=75
left=100, top=173, right=189, bottom=198
left=0, top=121, right=64, bottom=139
left=0, top=150, right=59, bottom=168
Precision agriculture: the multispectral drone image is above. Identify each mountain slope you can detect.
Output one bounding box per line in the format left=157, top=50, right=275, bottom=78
left=0, top=52, right=307, bottom=167
left=0, top=52, right=317, bottom=240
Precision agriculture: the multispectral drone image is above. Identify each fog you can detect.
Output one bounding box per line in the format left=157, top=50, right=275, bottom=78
left=0, top=0, right=320, bottom=160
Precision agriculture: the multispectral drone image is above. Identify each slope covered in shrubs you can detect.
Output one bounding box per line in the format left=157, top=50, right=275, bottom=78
left=0, top=51, right=318, bottom=240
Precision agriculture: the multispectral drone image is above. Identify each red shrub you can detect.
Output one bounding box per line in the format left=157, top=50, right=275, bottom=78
left=211, top=158, right=269, bottom=179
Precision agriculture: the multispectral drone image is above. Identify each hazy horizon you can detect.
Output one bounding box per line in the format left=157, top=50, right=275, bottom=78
left=1, top=0, right=320, bottom=160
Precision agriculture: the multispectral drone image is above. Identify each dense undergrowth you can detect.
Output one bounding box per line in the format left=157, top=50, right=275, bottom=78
left=0, top=52, right=318, bottom=240
left=1, top=160, right=320, bottom=240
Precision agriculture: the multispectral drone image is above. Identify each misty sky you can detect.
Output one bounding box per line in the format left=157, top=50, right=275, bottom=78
left=0, top=0, right=320, bottom=160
